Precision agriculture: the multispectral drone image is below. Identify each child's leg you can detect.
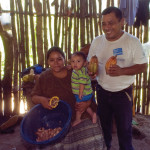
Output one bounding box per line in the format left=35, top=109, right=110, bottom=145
left=86, top=107, right=97, bottom=123
left=72, top=110, right=82, bottom=127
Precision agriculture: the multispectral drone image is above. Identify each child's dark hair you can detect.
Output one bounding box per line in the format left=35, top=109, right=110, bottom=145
left=47, top=46, right=65, bottom=60
left=72, top=51, right=86, bottom=61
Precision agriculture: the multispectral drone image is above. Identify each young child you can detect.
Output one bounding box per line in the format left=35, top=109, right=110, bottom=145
left=71, top=51, right=97, bottom=126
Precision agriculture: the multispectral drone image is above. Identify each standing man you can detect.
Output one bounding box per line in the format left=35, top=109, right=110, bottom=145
left=88, top=7, right=147, bottom=150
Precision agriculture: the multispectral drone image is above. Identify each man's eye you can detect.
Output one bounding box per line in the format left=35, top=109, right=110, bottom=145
left=102, top=22, right=115, bottom=26
left=109, top=22, right=114, bottom=25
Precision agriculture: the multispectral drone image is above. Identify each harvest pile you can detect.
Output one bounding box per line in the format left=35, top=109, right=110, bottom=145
left=36, top=127, right=62, bottom=142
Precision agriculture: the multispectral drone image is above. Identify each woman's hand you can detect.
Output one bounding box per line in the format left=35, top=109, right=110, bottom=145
left=75, top=100, right=91, bottom=113
left=32, top=95, right=52, bottom=110
left=41, top=97, right=53, bottom=110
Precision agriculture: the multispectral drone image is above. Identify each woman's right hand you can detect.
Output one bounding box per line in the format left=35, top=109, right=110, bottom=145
left=32, top=95, right=52, bottom=110
left=40, top=97, right=53, bottom=110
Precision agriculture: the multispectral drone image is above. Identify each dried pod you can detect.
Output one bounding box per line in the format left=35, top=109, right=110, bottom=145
left=49, top=96, right=59, bottom=108
left=105, top=55, right=117, bottom=73
left=88, top=55, right=98, bottom=75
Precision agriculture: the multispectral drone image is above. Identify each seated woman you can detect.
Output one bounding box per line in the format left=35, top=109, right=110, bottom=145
left=31, top=46, right=105, bottom=150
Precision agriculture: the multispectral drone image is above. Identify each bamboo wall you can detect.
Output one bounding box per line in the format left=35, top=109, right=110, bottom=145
left=0, top=0, right=150, bottom=115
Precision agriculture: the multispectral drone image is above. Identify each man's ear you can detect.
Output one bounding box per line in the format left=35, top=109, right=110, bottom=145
left=121, top=18, right=125, bottom=26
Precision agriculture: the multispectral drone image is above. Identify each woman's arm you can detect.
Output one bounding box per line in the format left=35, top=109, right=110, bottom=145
left=32, top=95, right=52, bottom=110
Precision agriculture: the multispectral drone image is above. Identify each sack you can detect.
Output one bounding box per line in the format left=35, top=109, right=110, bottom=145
left=21, top=64, right=46, bottom=78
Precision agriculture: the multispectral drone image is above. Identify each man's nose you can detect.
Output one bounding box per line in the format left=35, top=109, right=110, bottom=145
left=103, top=23, right=111, bottom=30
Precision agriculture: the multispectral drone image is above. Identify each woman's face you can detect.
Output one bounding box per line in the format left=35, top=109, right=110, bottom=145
left=47, top=51, right=65, bottom=72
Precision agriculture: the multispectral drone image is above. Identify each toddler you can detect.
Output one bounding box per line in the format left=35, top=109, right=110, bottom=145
left=71, top=51, right=97, bottom=126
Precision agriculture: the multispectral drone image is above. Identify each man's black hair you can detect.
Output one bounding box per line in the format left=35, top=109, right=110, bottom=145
left=102, top=6, right=123, bottom=21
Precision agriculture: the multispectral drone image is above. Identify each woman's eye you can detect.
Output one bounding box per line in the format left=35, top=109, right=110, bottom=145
left=109, top=22, right=114, bottom=26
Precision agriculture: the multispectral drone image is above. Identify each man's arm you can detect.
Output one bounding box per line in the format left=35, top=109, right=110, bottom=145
left=108, top=63, right=147, bottom=76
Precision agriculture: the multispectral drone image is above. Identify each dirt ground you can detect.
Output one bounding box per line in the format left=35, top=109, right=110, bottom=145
left=111, top=113, right=150, bottom=150
left=0, top=113, right=150, bottom=150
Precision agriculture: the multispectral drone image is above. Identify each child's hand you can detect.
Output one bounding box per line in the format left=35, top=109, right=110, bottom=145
left=66, top=65, right=72, bottom=70
left=79, top=94, right=83, bottom=100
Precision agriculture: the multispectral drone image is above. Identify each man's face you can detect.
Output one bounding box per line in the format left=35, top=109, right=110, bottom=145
left=102, top=12, right=124, bottom=41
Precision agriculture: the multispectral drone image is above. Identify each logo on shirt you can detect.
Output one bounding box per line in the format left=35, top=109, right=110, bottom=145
left=113, top=48, right=123, bottom=56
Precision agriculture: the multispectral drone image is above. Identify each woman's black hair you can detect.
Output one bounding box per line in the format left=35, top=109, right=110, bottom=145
left=47, top=46, right=65, bottom=60
left=102, top=6, right=123, bottom=21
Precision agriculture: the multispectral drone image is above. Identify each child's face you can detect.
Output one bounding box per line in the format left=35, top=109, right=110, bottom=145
left=71, top=55, right=86, bottom=71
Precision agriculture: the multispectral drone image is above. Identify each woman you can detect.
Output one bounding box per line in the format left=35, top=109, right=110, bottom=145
left=31, top=46, right=105, bottom=150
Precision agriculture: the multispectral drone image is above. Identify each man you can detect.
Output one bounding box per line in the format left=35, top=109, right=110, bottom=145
left=88, top=6, right=147, bottom=150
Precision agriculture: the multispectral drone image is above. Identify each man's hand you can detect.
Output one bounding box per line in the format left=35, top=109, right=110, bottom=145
left=107, top=65, right=122, bottom=76
left=87, top=62, right=98, bottom=79
left=88, top=72, right=97, bottom=79
left=107, top=63, right=147, bottom=76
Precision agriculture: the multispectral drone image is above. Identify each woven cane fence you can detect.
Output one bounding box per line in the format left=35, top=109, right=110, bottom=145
left=0, top=0, right=149, bottom=115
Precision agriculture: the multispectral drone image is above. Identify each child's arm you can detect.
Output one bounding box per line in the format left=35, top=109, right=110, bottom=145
left=79, top=84, right=84, bottom=99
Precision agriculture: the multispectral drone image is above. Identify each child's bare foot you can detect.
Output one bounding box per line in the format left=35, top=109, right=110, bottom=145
left=92, top=113, right=97, bottom=124
left=72, top=120, right=81, bottom=127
